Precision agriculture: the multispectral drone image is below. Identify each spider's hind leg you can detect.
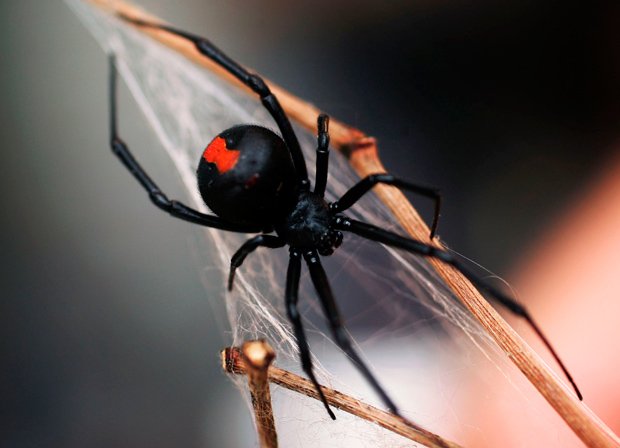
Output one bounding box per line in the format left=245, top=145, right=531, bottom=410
left=303, top=249, right=401, bottom=416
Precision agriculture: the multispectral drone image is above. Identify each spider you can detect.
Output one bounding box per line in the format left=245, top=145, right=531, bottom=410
left=109, top=15, right=582, bottom=419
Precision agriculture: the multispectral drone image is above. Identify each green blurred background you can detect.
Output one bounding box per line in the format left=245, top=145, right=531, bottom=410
left=2, top=1, right=618, bottom=446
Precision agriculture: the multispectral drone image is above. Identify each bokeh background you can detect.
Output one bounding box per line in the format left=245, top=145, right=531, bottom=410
left=2, top=0, right=619, bottom=446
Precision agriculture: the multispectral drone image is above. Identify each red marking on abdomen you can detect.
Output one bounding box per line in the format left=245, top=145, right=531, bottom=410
left=203, top=137, right=240, bottom=173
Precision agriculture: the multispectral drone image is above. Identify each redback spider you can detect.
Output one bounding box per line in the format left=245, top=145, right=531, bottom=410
left=109, top=14, right=582, bottom=419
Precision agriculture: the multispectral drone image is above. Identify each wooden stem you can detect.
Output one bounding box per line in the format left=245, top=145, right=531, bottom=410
left=222, top=345, right=461, bottom=448
left=223, top=341, right=279, bottom=448
left=83, top=1, right=620, bottom=446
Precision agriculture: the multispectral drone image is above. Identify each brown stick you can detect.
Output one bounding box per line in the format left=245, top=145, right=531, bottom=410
left=84, top=1, right=620, bottom=446
left=222, top=345, right=461, bottom=448
left=222, top=341, right=279, bottom=448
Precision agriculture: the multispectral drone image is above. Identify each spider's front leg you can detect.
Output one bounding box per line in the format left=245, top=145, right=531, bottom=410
left=303, top=250, right=401, bottom=416
left=314, top=114, right=330, bottom=197
left=286, top=249, right=336, bottom=419
left=227, top=235, right=285, bottom=290
left=331, top=174, right=442, bottom=238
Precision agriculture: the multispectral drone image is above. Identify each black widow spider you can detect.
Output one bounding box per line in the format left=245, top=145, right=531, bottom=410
left=109, top=15, right=582, bottom=419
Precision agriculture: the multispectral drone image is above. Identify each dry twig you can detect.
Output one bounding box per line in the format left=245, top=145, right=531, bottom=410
left=233, top=341, right=279, bottom=448
left=222, top=343, right=461, bottom=448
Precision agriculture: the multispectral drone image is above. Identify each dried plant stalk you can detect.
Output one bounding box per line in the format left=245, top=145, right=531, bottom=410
left=85, top=1, right=620, bottom=446
left=237, top=341, right=279, bottom=448
left=222, top=344, right=461, bottom=448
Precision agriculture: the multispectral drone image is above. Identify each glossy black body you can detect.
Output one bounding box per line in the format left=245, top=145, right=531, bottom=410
left=110, top=16, right=583, bottom=420
left=197, top=125, right=297, bottom=228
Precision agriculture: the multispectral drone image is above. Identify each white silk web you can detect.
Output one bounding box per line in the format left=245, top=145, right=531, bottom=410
left=67, top=2, right=578, bottom=446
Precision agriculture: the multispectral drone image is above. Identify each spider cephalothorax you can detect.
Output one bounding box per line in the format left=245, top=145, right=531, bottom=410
left=275, top=191, right=343, bottom=255
left=109, top=14, right=583, bottom=421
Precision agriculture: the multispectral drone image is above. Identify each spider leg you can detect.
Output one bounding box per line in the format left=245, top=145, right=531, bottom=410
left=314, top=114, right=330, bottom=197
left=331, top=174, right=442, bottom=238
left=334, top=216, right=583, bottom=400
left=108, top=56, right=259, bottom=233
left=286, top=249, right=336, bottom=420
left=228, top=235, right=286, bottom=291
left=303, top=249, right=401, bottom=415
left=118, top=15, right=309, bottom=188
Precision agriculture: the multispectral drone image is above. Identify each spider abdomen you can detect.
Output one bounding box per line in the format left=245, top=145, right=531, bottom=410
left=197, top=125, right=297, bottom=228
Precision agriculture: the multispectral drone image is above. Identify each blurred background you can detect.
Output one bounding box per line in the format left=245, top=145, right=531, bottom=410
left=2, top=0, right=619, bottom=446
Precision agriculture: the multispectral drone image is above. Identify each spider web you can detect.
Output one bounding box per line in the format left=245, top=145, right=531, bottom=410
left=66, top=2, right=580, bottom=446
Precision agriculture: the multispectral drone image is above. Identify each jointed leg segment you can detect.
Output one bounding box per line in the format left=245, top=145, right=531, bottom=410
left=286, top=249, right=336, bottom=419
left=303, top=249, right=401, bottom=416
left=228, top=235, right=286, bottom=290
left=332, top=174, right=442, bottom=238
left=334, top=215, right=583, bottom=400
left=314, top=114, right=330, bottom=197
left=109, top=56, right=260, bottom=233
left=118, top=15, right=309, bottom=187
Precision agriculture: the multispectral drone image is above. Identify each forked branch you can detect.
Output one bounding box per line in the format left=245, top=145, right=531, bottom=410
left=222, top=342, right=461, bottom=448
left=234, top=341, right=279, bottom=448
